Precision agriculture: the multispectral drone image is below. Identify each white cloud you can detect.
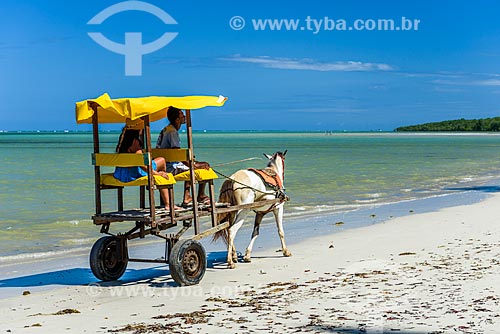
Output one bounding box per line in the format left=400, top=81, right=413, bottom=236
left=400, top=72, right=465, bottom=79
left=432, top=79, right=464, bottom=86
left=287, top=107, right=366, bottom=114
left=431, top=74, right=500, bottom=87
left=433, top=86, right=464, bottom=93
left=221, top=55, right=394, bottom=72
left=475, top=79, right=500, bottom=86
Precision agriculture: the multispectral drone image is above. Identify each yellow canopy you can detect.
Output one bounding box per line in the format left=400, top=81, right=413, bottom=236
left=76, top=93, right=227, bottom=124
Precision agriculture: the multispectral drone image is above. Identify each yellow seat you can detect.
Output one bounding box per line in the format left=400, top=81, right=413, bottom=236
left=174, top=168, right=218, bottom=182
left=93, top=153, right=176, bottom=187
left=100, top=173, right=176, bottom=187
left=151, top=149, right=217, bottom=181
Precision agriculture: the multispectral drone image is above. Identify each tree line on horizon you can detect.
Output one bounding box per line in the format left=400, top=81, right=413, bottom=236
left=395, top=117, right=500, bottom=132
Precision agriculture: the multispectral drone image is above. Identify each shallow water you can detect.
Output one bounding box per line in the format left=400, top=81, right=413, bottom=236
left=1, top=131, right=500, bottom=259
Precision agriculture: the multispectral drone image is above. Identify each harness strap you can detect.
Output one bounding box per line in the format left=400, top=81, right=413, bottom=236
left=247, top=168, right=283, bottom=191
left=212, top=168, right=288, bottom=209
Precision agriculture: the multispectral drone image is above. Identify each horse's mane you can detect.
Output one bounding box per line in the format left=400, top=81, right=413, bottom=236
left=267, top=151, right=285, bottom=168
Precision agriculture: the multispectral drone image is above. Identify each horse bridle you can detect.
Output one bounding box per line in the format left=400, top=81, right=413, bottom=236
left=274, top=150, right=286, bottom=190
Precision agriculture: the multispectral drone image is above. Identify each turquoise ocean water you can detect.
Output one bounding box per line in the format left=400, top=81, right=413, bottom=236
left=1, top=132, right=500, bottom=261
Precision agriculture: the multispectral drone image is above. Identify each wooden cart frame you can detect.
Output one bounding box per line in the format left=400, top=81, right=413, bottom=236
left=78, top=94, right=285, bottom=285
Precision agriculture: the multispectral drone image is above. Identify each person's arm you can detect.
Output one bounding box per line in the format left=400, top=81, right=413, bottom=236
left=181, top=160, right=210, bottom=170
left=135, top=149, right=169, bottom=178
left=162, top=127, right=208, bottom=169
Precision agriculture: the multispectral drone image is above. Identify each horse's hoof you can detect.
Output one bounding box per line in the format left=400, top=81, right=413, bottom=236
left=227, top=263, right=236, bottom=269
left=283, top=249, right=292, bottom=257
left=243, top=256, right=251, bottom=263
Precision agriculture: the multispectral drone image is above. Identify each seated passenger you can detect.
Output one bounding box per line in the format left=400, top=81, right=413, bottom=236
left=156, top=106, right=211, bottom=207
left=114, top=128, right=180, bottom=210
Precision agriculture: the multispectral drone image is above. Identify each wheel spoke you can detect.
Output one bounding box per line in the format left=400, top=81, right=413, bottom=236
left=183, top=249, right=200, bottom=277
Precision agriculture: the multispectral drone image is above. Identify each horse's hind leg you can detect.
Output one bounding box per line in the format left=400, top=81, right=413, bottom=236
left=274, top=206, right=292, bottom=257
left=244, top=213, right=264, bottom=262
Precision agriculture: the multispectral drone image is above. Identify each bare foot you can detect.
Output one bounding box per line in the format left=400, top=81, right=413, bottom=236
left=165, top=204, right=182, bottom=211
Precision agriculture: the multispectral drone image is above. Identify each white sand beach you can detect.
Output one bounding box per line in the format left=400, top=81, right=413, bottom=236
left=1, top=192, right=500, bottom=334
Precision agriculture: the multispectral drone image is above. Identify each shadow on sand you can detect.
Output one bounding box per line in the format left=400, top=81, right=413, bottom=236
left=0, top=251, right=232, bottom=289
left=304, top=327, right=434, bottom=334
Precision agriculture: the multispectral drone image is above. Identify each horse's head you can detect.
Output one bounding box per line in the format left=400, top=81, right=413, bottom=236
left=264, top=150, right=287, bottom=182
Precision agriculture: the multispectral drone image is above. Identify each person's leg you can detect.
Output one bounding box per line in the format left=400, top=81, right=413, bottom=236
left=159, top=187, right=170, bottom=207
left=197, top=182, right=210, bottom=203
left=155, top=158, right=181, bottom=210
left=154, top=157, right=166, bottom=171
left=159, top=187, right=181, bottom=210
left=183, top=181, right=192, bottom=205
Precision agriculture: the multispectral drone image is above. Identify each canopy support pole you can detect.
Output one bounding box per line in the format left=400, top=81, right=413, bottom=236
left=185, top=109, right=199, bottom=235
left=91, top=105, right=102, bottom=215
left=143, top=116, right=156, bottom=228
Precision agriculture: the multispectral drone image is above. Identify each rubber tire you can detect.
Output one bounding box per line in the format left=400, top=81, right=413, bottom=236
left=169, top=239, right=206, bottom=286
left=90, top=236, right=128, bottom=281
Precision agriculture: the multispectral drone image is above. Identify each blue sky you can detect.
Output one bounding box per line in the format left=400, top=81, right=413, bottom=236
left=1, top=0, right=500, bottom=131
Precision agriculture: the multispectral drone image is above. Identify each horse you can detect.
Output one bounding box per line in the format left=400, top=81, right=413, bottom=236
left=213, top=150, right=291, bottom=269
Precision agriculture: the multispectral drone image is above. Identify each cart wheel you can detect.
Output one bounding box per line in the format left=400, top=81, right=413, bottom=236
left=90, top=236, right=128, bottom=281
left=169, top=239, right=206, bottom=286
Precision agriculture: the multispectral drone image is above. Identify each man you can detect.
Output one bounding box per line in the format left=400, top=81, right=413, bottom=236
left=156, top=106, right=211, bottom=207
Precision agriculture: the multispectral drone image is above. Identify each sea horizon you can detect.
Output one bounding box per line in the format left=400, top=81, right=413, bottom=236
left=4, top=129, right=500, bottom=134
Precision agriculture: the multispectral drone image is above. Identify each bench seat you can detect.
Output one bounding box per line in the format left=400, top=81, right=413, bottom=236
left=174, top=168, right=218, bottom=182
left=100, top=173, right=176, bottom=187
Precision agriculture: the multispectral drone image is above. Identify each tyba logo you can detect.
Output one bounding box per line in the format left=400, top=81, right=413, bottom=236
left=87, top=1, right=178, bottom=76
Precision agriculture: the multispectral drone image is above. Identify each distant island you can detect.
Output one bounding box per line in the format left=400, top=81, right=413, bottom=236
left=395, top=117, right=500, bottom=132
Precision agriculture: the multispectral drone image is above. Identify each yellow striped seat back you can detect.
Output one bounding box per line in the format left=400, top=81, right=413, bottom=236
left=92, top=153, right=149, bottom=167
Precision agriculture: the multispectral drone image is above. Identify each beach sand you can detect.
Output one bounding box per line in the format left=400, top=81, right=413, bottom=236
left=1, top=192, right=500, bottom=333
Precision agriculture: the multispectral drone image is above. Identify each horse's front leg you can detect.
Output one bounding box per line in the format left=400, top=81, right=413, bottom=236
left=227, top=210, right=247, bottom=269
left=231, top=244, right=237, bottom=263
left=244, top=213, right=264, bottom=262
left=273, top=205, right=291, bottom=257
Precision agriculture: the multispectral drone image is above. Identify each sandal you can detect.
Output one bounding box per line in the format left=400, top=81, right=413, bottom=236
left=197, top=196, right=211, bottom=205
left=181, top=201, right=193, bottom=208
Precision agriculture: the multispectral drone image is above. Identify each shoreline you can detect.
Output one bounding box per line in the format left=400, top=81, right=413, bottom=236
left=0, top=185, right=490, bottom=272
left=0, top=179, right=493, bottom=266
left=0, top=186, right=491, bottom=278
left=1, top=187, right=500, bottom=333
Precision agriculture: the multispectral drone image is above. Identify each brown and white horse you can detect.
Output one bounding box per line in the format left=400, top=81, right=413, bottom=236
left=214, top=151, right=291, bottom=269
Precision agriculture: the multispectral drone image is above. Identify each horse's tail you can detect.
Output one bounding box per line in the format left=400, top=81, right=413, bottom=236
left=212, top=179, right=235, bottom=245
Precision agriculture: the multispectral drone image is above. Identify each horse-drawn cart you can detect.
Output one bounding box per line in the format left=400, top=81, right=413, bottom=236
left=76, top=93, right=289, bottom=286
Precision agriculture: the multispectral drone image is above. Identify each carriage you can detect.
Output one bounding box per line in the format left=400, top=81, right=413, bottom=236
left=76, top=93, right=289, bottom=286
